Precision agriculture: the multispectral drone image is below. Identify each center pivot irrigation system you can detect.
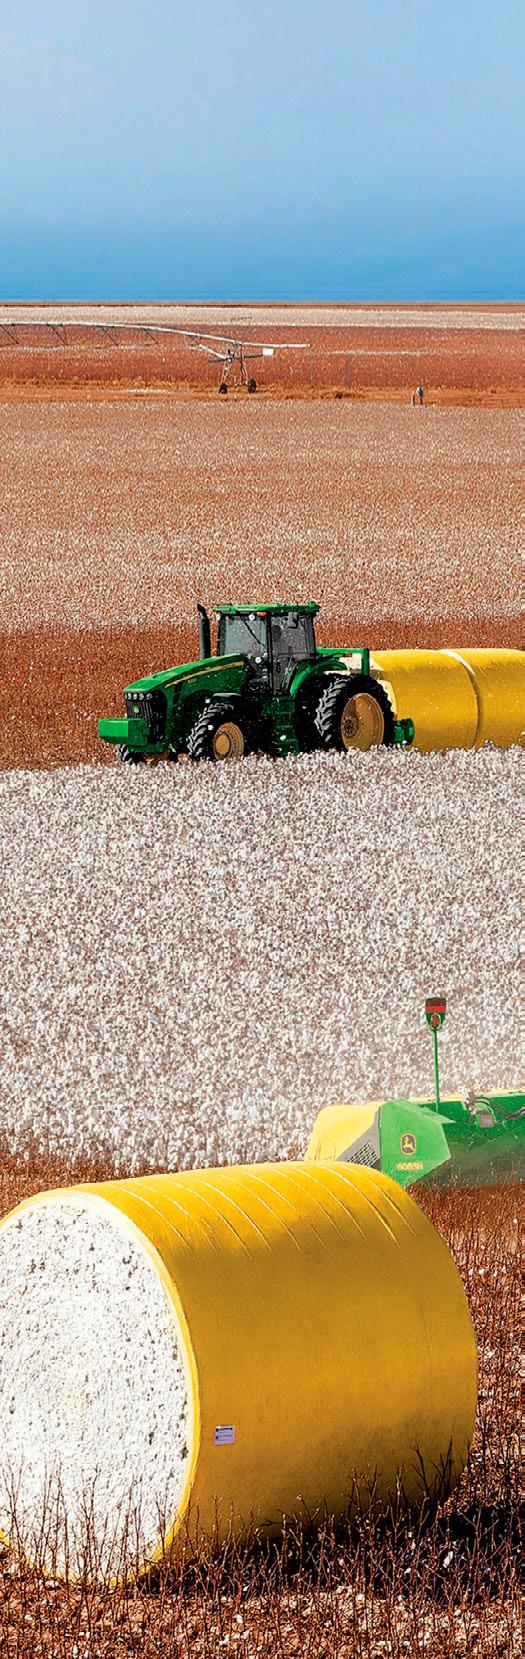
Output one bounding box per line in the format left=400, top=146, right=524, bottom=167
left=0, top=319, right=310, bottom=393
left=183, top=329, right=308, bottom=393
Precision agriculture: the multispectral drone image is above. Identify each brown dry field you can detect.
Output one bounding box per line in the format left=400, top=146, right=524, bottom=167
left=0, top=321, right=523, bottom=406
left=0, top=1149, right=520, bottom=1658
left=0, top=392, right=520, bottom=770
left=0, top=302, right=523, bottom=406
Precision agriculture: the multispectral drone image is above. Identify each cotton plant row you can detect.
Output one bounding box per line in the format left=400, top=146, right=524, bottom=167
left=0, top=746, right=519, bottom=1174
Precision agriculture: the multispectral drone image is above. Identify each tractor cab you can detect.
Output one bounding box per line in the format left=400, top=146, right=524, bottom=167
left=214, top=603, right=318, bottom=694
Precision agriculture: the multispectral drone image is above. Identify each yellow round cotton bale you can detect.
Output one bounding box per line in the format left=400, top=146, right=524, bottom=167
left=0, top=1163, right=477, bottom=1580
left=446, top=650, right=524, bottom=748
left=371, top=650, right=479, bottom=751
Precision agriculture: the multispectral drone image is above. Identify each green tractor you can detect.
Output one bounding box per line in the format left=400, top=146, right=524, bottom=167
left=99, top=602, right=414, bottom=763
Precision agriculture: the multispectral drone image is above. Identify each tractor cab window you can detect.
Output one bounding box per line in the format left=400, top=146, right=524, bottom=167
left=270, top=613, right=315, bottom=689
left=218, top=613, right=268, bottom=666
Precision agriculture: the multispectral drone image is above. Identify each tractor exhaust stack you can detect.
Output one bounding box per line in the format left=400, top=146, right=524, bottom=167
left=197, top=603, right=211, bottom=660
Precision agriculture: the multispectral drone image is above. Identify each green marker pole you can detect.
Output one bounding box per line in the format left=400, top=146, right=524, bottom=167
left=425, top=999, right=446, bottom=1112
left=432, top=1024, right=441, bottom=1112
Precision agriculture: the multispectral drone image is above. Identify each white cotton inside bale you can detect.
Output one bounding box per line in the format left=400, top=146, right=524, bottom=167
left=0, top=1196, right=191, bottom=1577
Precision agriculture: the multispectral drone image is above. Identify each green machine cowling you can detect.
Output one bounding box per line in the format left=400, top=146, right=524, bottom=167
left=306, top=1001, right=524, bottom=1189
left=98, top=602, right=414, bottom=764
left=306, top=1092, right=524, bottom=1190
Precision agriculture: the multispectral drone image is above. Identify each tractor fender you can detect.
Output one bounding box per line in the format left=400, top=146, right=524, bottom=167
left=291, top=660, right=395, bottom=706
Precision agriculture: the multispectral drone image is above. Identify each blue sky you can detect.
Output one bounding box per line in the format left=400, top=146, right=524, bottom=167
left=0, top=0, right=522, bottom=300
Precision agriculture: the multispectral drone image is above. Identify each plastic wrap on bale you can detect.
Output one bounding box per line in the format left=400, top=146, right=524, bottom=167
left=371, top=648, right=523, bottom=751
left=0, top=1161, right=477, bottom=1581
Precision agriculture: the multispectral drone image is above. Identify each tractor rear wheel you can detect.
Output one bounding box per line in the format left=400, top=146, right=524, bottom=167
left=187, top=702, right=248, bottom=762
left=314, top=675, right=394, bottom=752
left=117, top=744, right=146, bottom=765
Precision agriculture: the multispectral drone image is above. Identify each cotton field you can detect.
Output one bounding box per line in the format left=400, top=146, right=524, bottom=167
left=1, top=301, right=522, bottom=402
left=0, top=745, right=519, bottom=1173
left=1, top=397, right=520, bottom=770
left=1, top=403, right=520, bottom=638
left=0, top=304, right=522, bottom=1656
left=1, top=301, right=521, bottom=329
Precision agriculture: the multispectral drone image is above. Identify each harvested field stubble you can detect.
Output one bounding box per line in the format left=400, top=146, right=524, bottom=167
left=0, top=401, right=521, bottom=769
left=0, top=1157, right=520, bottom=1658
left=0, top=746, right=519, bottom=1172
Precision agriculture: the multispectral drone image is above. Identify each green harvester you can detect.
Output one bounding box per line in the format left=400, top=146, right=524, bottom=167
left=307, top=1090, right=525, bottom=1190
left=98, top=603, right=414, bottom=762
left=307, top=1000, right=524, bottom=1189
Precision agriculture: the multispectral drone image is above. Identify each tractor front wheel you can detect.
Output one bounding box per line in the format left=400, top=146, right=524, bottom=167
left=187, top=702, right=248, bottom=762
left=117, top=744, right=146, bottom=765
left=314, top=675, right=394, bottom=752
left=247, top=378, right=257, bottom=394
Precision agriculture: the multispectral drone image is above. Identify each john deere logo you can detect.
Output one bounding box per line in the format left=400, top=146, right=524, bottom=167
left=400, top=1132, right=417, bottom=1155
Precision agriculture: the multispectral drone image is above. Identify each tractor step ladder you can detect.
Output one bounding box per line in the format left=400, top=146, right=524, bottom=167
left=272, top=700, right=300, bottom=756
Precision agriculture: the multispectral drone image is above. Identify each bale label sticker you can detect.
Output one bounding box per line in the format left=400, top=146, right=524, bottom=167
left=400, top=1132, right=417, bottom=1155
left=214, top=1424, right=236, bottom=1445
